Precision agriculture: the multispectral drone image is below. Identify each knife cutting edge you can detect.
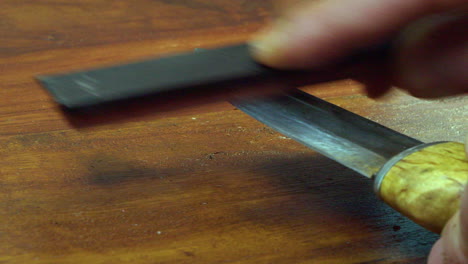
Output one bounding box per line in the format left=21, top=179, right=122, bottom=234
left=231, top=90, right=467, bottom=234
left=37, top=43, right=467, bottom=234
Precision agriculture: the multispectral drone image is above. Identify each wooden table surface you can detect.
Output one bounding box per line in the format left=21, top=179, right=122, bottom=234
left=1, top=1, right=467, bottom=263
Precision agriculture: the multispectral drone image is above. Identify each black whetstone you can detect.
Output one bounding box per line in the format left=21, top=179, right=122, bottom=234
left=37, top=43, right=390, bottom=109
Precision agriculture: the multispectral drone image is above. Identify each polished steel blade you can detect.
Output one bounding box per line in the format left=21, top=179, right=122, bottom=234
left=230, top=89, right=422, bottom=178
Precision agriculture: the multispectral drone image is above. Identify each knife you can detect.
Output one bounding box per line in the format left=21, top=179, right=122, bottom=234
left=37, top=43, right=467, bottom=233
left=230, top=89, right=467, bottom=234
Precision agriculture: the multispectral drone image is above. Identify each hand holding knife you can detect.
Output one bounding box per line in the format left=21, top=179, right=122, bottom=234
left=35, top=0, right=468, bottom=261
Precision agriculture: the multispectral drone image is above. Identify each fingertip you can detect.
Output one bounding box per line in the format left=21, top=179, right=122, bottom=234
left=249, top=26, right=291, bottom=68
left=249, top=18, right=315, bottom=70
left=248, top=0, right=333, bottom=69
left=436, top=187, right=468, bottom=263
left=427, top=239, right=444, bottom=264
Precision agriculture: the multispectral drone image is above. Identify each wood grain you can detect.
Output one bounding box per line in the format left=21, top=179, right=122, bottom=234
left=378, top=142, right=468, bottom=233
left=0, top=0, right=467, bottom=263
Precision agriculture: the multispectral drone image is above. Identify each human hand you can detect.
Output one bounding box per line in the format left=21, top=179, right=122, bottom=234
left=249, top=1, right=468, bottom=262
left=428, top=137, right=468, bottom=263
left=249, top=0, right=467, bottom=98
left=428, top=182, right=468, bottom=263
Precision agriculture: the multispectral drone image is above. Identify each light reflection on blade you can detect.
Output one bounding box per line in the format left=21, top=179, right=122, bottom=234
left=230, top=89, right=422, bottom=178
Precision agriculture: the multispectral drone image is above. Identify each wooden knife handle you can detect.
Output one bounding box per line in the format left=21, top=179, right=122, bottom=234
left=374, top=142, right=468, bottom=233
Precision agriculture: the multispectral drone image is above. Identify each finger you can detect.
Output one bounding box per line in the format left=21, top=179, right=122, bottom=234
left=394, top=13, right=468, bottom=97
left=250, top=0, right=466, bottom=69
left=428, top=183, right=468, bottom=263
left=427, top=239, right=444, bottom=264
left=428, top=137, right=468, bottom=263
left=350, top=60, right=393, bottom=98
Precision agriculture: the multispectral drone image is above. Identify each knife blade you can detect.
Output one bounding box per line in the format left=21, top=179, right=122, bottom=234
left=230, top=89, right=468, bottom=233
left=231, top=89, right=422, bottom=178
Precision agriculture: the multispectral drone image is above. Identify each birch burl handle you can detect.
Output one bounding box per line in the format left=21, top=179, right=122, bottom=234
left=375, top=142, right=468, bottom=234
